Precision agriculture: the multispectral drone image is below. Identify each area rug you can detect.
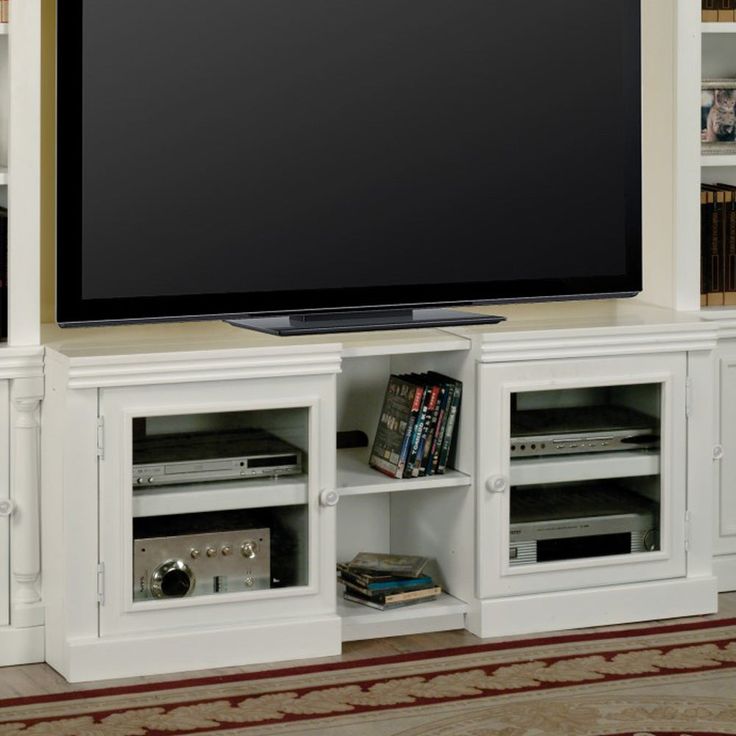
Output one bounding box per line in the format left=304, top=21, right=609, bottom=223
left=2, top=618, right=736, bottom=736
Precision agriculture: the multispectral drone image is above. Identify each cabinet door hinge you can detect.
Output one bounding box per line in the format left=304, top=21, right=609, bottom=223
left=684, top=510, right=692, bottom=552
left=97, top=562, right=105, bottom=605
left=685, top=377, right=693, bottom=419
left=96, top=417, right=105, bottom=459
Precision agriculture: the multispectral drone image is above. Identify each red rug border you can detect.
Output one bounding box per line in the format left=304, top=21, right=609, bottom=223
left=2, top=615, right=735, bottom=710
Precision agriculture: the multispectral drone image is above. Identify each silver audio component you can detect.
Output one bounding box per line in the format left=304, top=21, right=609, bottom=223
left=133, top=429, right=302, bottom=487
left=510, top=406, right=659, bottom=458
left=133, top=527, right=270, bottom=601
left=508, top=483, right=659, bottom=566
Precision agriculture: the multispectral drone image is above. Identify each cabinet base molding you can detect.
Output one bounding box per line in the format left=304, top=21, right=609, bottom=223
left=714, top=555, right=736, bottom=593
left=469, top=577, right=718, bottom=639
left=0, top=625, right=44, bottom=667
left=50, top=615, right=341, bottom=683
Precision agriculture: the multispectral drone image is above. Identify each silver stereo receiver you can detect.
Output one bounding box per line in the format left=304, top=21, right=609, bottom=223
left=509, top=483, right=658, bottom=566
left=510, top=405, right=659, bottom=458
left=133, top=527, right=270, bottom=600
left=133, top=428, right=302, bottom=487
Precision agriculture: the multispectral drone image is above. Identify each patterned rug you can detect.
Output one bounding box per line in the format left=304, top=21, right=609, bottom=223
left=1, top=618, right=736, bottom=736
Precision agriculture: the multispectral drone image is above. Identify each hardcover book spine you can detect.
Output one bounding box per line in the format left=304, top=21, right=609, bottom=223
left=718, top=0, right=735, bottom=22
left=708, top=190, right=725, bottom=306
left=701, top=190, right=710, bottom=307
left=703, top=0, right=719, bottom=23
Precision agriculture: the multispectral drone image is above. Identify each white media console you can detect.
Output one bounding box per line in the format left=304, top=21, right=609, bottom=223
left=32, top=301, right=728, bottom=682
left=2, top=1, right=736, bottom=683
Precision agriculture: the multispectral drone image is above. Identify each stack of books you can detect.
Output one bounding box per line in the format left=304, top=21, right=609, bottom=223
left=703, top=0, right=736, bottom=22
left=369, top=372, right=462, bottom=479
left=337, top=553, right=441, bottom=611
left=701, top=184, right=736, bottom=307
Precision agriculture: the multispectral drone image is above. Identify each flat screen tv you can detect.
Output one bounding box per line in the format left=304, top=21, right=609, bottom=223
left=57, top=0, right=642, bottom=334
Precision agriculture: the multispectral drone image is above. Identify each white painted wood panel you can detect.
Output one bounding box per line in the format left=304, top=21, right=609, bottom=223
left=7, top=0, right=40, bottom=345
left=717, top=346, right=736, bottom=557
left=0, top=381, right=9, bottom=627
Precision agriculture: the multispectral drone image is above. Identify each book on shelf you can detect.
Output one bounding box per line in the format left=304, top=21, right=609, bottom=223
left=719, top=0, right=736, bottom=22
left=700, top=184, right=736, bottom=306
left=337, top=555, right=441, bottom=610
left=343, top=552, right=430, bottom=578
left=703, top=0, right=735, bottom=21
left=369, top=372, right=462, bottom=479
left=715, top=183, right=736, bottom=305
left=0, top=1, right=8, bottom=25
left=343, top=586, right=442, bottom=611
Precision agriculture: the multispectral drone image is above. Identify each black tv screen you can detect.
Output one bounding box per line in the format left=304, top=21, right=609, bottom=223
left=57, top=0, right=641, bottom=326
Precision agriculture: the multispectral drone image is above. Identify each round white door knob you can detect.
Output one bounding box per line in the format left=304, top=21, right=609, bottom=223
left=0, top=499, right=15, bottom=517
left=486, top=476, right=508, bottom=493
left=714, top=445, right=725, bottom=461
left=320, top=489, right=340, bottom=507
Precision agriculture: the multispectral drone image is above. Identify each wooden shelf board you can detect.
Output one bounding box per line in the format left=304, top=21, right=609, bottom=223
left=0, top=25, right=7, bottom=36
left=132, top=475, right=308, bottom=517
left=510, top=451, right=660, bottom=487
left=337, top=447, right=471, bottom=497
left=337, top=588, right=468, bottom=641
left=702, top=154, right=736, bottom=167
left=702, top=22, right=736, bottom=33
left=699, top=306, right=736, bottom=319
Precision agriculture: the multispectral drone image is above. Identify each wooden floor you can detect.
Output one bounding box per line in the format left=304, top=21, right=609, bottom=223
left=2, top=592, right=736, bottom=700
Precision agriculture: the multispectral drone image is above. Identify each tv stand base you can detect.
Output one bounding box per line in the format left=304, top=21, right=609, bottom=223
left=227, top=308, right=505, bottom=335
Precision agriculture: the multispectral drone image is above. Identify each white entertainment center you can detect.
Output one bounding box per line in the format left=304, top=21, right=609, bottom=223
left=1, top=0, right=736, bottom=683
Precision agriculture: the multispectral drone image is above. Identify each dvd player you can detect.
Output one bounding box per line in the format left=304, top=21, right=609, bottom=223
left=510, top=405, right=659, bottom=458
left=133, top=428, right=303, bottom=487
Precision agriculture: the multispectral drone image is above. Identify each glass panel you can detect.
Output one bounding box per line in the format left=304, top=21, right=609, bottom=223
left=509, top=383, right=662, bottom=566
left=131, top=408, right=310, bottom=602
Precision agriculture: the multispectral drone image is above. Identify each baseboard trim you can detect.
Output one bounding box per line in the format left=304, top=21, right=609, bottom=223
left=51, top=615, right=342, bottom=683
left=714, top=554, right=736, bottom=592
left=471, top=576, right=719, bottom=639
left=0, top=625, right=44, bottom=666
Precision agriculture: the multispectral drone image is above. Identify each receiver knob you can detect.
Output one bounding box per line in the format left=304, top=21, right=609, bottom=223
left=206, top=546, right=217, bottom=558
left=241, top=541, right=258, bottom=559
left=150, top=560, right=195, bottom=599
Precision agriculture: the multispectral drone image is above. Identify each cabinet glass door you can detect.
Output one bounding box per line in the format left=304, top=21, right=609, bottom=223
left=98, top=375, right=335, bottom=638
left=478, top=354, right=687, bottom=599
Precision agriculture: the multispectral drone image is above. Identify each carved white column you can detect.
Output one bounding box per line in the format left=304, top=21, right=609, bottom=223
left=10, top=377, right=43, bottom=624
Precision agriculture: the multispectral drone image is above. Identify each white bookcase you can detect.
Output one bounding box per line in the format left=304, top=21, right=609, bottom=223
left=0, top=0, right=45, bottom=667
